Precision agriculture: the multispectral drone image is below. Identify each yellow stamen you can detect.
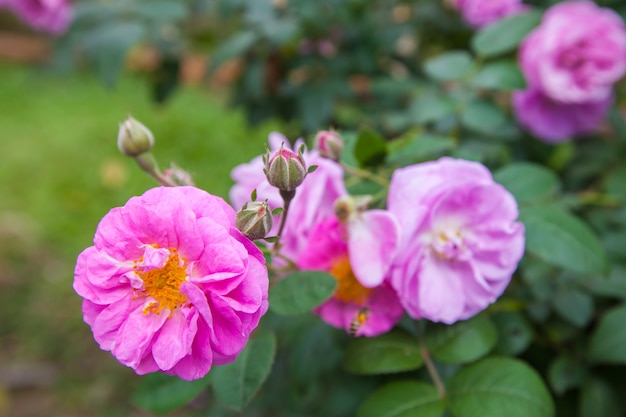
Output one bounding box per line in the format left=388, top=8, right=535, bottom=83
left=135, top=250, right=188, bottom=315
left=330, top=256, right=372, bottom=304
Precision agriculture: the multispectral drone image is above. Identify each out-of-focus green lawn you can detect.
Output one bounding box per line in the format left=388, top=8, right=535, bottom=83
left=0, top=63, right=284, bottom=417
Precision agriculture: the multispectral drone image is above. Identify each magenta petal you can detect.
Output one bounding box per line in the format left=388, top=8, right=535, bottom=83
left=152, top=311, right=196, bottom=371
left=348, top=210, right=400, bottom=288
left=111, top=305, right=168, bottom=368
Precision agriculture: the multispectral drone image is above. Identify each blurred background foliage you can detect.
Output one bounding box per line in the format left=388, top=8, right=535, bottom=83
left=3, top=0, right=626, bottom=416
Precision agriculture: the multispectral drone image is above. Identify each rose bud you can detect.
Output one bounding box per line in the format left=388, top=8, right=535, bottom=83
left=315, top=130, right=343, bottom=161
left=117, top=116, right=154, bottom=157
left=235, top=200, right=274, bottom=240
left=263, top=144, right=307, bottom=192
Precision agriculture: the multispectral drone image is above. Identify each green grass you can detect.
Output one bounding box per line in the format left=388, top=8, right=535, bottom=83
left=0, top=63, right=284, bottom=417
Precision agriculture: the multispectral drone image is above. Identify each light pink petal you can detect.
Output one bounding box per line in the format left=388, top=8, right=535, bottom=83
left=348, top=210, right=400, bottom=288
left=417, top=255, right=466, bottom=324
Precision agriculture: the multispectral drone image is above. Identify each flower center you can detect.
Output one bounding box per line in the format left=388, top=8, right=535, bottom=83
left=431, top=229, right=467, bottom=261
left=135, top=249, right=188, bottom=315
left=330, top=256, right=372, bottom=304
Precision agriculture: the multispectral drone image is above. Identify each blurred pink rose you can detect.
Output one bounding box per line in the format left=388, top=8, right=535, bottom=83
left=298, top=215, right=403, bottom=337
left=519, top=1, right=626, bottom=104
left=9, top=0, right=72, bottom=34
left=74, top=187, right=268, bottom=380
left=452, top=0, right=528, bottom=28
left=229, top=132, right=347, bottom=262
left=512, top=87, right=613, bottom=143
left=388, top=158, right=525, bottom=324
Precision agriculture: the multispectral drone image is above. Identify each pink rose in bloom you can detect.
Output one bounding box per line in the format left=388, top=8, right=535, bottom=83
left=73, top=187, right=268, bottom=380
left=519, top=1, right=626, bottom=104
left=512, top=88, right=613, bottom=143
left=298, top=215, right=403, bottom=337
left=10, top=0, right=73, bottom=34
left=388, top=158, right=525, bottom=324
left=452, top=0, right=528, bottom=28
left=230, top=132, right=347, bottom=262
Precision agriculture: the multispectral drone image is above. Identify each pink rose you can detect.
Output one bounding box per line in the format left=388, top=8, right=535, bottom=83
left=512, top=87, right=613, bottom=143
left=298, top=215, right=403, bottom=337
left=519, top=1, right=626, bottom=103
left=229, top=132, right=347, bottom=262
left=73, top=187, right=268, bottom=380
left=388, top=158, right=525, bottom=324
left=453, top=0, right=528, bottom=28
left=10, top=0, right=72, bottom=34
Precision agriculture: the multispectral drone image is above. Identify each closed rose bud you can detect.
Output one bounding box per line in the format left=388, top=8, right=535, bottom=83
left=163, top=164, right=195, bottom=186
left=117, top=116, right=154, bottom=157
left=264, top=144, right=307, bottom=192
left=315, top=130, right=343, bottom=161
left=236, top=200, right=274, bottom=240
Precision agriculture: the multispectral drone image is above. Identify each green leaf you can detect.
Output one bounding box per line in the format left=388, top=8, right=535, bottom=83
left=132, top=373, right=211, bottom=415
left=494, top=163, right=560, bottom=204
left=423, top=51, right=473, bottom=82
left=409, top=91, right=456, bottom=124
left=520, top=206, right=607, bottom=274
left=580, top=378, right=622, bottom=417
left=604, top=164, right=626, bottom=201
left=588, top=305, right=626, bottom=364
left=354, top=129, right=388, bottom=167
left=491, top=311, right=533, bottom=356
left=386, top=134, right=456, bottom=166
left=547, top=356, right=586, bottom=395
left=269, top=270, right=336, bottom=316
left=552, top=287, right=594, bottom=327
left=132, top=2, right=188, bottom=21
left=211, top=332, right=276, bottom=411
left=460, top=100, right=506, bottom=135
left=357, top=380, right=445, bottom=417
left=425, top=314, right=497, bottom=364
left=209, top=31, right=257, bottom=72
left=448, top=357, right=555, bottom=417
left=472, top=60, right=526, bottom=91
left=344, top=330, right=424, bottom=375
left=471, top=11, right=543, bottom=58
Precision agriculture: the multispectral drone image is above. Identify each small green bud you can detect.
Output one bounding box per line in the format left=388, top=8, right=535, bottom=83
left=117, top=116, right=154, bottom=157
left=314, top=130, right=343, bottom=161
left=235, top=200, right=274, bottom=240
left=263, top=144, right=307, bottom=192
left=163, top=164, right=194, bottom=186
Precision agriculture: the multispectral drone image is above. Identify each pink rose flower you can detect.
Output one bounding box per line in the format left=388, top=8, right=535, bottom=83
left=73, top=187, right=268, bottom=380
left=298, top=215, right=403, bottom=337
left=519, top=1, right=626, bottom=104
left=388, top=158, right=525, bottom=324
left=452, top=0, right=528, bottom=28
left=512, top=87, right=613, bottom=143
left=10, top=0, right=72, bottom=34
left=229, top=132, right=347, bottom=262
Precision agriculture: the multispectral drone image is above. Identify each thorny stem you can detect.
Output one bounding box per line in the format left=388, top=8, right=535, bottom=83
left=340, top=162, right=390, bottom=186
left=272, top=189, right=296, bottom=255
left=134, top=154, right=176, bottom=187
left=415, top=321, right=446, bottom=399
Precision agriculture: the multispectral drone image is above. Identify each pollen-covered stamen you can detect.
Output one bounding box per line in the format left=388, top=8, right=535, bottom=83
left=431, top=228, right=467, bottom=261
left=135, top=249, right=188, bottom=315
left=330, top=256, right=372, bottom=304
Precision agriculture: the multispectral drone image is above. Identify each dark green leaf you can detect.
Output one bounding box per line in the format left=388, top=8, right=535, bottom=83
left=604, top=164, right=626, bottom=201
left=354, top=129, right=387, bottom=167
left=209, top=31, right=257, bottom=72
left=423, top=51, right=473, bottom=82
left=425, top=314, right=497, bottom=364
left=552, top=287, right=594, bottom=327
left=588, top=305, right=626, bottom=364
left=448, top=357, right=555, bottom=417
left=471, top=11, right=543, bottom=58
left=410, top=91, right=457, bottom=124
left=386, top=135, right=456, bottom=166
left=520, top=206, right=607, bottom=274
left=547, top=356, right=586, bottom=395
left=132, top=2, right=188, bottom=21
left=580, top=378, right=621, bottom=417
left=472, top=60, right=526, bottom=90
left=357, top=380, right=444, bottom=417
left=344, top=330, right=423, bottom=375
left=211, top=332, right=276, bottom=411
left=269, top=270, right=336, bottom=316
left=132, top=373, right=211, bottom=415
left=460, top=100, right=507, bottom=135
left=492, top=311, right=533, bottom=355
left=494, top=163, right=560, bottom=204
